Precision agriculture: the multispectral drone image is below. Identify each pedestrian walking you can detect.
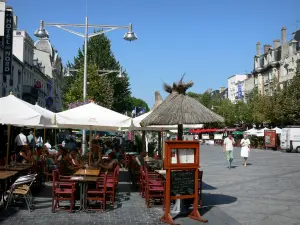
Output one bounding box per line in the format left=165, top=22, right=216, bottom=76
left=14, top=128, right=27, bottom=154
left=240, top=134, right=251, bottom=167
left=223, top=134, right=235, bottom=169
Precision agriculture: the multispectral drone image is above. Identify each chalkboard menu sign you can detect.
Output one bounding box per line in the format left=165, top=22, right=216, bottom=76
left=171, top=170, right=195, bottom=196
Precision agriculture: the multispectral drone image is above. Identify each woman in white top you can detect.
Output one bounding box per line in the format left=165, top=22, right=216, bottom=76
left=240, top=134, right=251, bottom=167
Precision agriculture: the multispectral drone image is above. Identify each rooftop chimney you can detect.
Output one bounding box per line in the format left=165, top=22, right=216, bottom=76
left=264, top=44, right=272, bottom=53
left=281, top=27, right=286, bottom=44
left=256, top=42, right=261, bottom=55
left=273, top=39, right=280, bottom=49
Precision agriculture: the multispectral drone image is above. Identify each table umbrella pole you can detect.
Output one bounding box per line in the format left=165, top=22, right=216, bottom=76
left=6, top=125, right=11, bottom=167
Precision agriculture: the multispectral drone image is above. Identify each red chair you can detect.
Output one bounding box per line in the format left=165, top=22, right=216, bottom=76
left=123, top=153, right=129, bottom=168
left=144, top=169, right=165, bottom=208
left=86, top=174, right=107, bottom=212
left=106, top=164, right=120, bottom=207
left=51, top=170, right=76, bottom=213
left=139, top=166, right=146, bottom=197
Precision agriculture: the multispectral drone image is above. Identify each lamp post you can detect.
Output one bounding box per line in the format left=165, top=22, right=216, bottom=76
left=35, top=18, right=137, bottom=155
left=65, top=67, right=124, bottom=78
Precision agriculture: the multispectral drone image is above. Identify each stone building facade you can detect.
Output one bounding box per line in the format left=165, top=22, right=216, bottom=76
left=252, top=27, right=300, bottom=95
left=0, top=3, right=63, bottom=112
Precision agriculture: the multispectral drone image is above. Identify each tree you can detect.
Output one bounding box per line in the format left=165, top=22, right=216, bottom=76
left=64, top=64, right=114, bottom=109
left=283, top=69, right=300, bottom=124
left=187, top=91, right=212, bottom=108
left=64, top=32, right=131, bottom=113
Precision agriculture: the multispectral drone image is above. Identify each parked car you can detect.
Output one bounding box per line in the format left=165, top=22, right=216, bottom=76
left=280, top=126, right=300, bottom=152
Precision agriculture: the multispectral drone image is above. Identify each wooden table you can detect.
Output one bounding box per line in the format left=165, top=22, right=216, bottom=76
left=74, top=169, right=100, bottom=176
left=0, top=171, right=18, bottom=206
left=70, top=176, right=99, bottom=182
left=0, top=165, right=32, bottom=172
left=73, top=169, right=100, bottom=211
left=0, top=171, right=18, bottom=180
left=155, top=170, right=166, bottom=176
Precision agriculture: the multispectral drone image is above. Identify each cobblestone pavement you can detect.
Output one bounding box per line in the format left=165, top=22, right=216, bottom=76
left=200, top=145, right=300, bottom=225
left=1, top=146, right=299, bottom=225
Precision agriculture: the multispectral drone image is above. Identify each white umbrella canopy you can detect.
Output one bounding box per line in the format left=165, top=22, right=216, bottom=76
left=56, top=102, right=131, bottom=131
left=256, top=127, right=270, bottom=137
left=33, top=103, right=56, bottom=126
left=0, top=94, right=53, bottom=126
left=272, top=127, right=282, bottom=134
left=244, top=128, right=258, bottom=136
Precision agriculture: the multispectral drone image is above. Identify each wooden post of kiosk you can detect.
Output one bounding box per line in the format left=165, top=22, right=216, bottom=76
left=160, top=141, right=208, bottom=224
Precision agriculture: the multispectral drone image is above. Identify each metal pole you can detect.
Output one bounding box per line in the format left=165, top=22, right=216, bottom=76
left=82, top=16, right=88, bottom=155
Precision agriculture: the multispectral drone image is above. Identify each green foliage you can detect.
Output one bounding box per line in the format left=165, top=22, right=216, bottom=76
left=129, top=97, right=150, bottom=113
left=64, top=64, right=114, bottom=109
left=62, top=31, right=131, bottom=113
left=188, top=67, right=300, bottom=127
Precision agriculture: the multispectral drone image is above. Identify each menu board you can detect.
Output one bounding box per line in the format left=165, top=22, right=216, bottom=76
left=171, top=170, right=195, bottom=196
left=171, top=148, right=195, bottom=164
left=264, top=130, right=276, bottom=148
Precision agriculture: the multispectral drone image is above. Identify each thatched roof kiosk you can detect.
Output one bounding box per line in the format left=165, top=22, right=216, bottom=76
left=140, top=75, right=224, bottom=140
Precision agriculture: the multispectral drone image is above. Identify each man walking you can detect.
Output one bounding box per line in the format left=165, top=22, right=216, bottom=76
left=223, top=134, right=235, bottom=169
left=14, top=128, right=27, bottom=154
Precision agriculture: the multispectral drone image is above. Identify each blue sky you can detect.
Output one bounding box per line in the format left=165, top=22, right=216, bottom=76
left=10, top=0, right=300, bottom=107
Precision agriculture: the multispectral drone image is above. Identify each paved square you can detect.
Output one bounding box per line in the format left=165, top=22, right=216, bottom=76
left=0, top=146, right=299, bottom=225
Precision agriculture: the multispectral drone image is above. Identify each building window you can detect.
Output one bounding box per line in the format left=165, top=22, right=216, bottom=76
left=18, top=70, right=22, bottom=84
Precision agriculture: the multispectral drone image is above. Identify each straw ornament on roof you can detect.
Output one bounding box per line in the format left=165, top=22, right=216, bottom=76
left=151, top=91, right=163, bottom=110
left=140, top=75, right=224, bottom=139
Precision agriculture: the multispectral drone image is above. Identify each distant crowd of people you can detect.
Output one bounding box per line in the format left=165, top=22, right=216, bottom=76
left=10, top=129, right=128, bottom=176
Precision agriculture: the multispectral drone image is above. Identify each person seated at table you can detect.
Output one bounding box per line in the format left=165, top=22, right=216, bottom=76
left=88, top=139, right=102, bottom=167
left=103, top=142, right=113, bottom=155
left=70, top=150, right=85, bottom=170
left=54, top=145, right=64, bottom=164
left=99, top=152, right=118, bottom=171
left=15, top=145, right=32, bottom=164
left=116, top=147, right=124, bottom=162
left=42, top=150, right=57, bottom=172
left=59, top=151, right=76, bottom=176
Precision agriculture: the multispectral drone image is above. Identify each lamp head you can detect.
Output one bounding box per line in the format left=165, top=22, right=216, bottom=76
left=123, top=23, right=137, bottom=41
left=34, top=20, right=49, bottom=39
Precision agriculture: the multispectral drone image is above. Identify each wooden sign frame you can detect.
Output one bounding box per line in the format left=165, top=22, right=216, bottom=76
left=160, top=141, right=208, bottom=224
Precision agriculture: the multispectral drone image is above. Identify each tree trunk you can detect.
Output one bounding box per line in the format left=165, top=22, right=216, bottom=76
left=142, top=131, right=146, bottom=152
left=178, top=124, right=183, bottom=140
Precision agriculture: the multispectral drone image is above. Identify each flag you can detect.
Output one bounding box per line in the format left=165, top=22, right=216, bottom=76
left=139, top=108, right=146, bottom=115
left=131, top=107, right=136, bottom=117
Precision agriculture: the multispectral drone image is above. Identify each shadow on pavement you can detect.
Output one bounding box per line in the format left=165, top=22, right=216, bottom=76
left=202, top=193, right=237, bottom=206
left=172, top=193, right=237, bottom=221
left=0, top=207, right=20, bottom=223
left=202, top=181, right=217, bottom=190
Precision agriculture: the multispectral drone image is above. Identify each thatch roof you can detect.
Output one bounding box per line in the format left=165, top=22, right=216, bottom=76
left=140, top=76, right=224, bottom=126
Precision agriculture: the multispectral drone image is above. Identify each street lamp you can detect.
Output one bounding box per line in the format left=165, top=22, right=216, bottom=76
left=35, top=18, right=137, bottom=155
left=64, top=67, right=124, bottom=78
